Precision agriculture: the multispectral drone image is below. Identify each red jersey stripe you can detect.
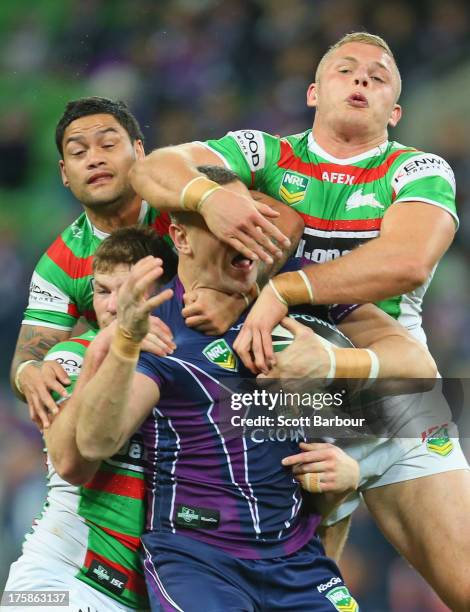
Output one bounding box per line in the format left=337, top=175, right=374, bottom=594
left=84, top=549, right=147, bottom=595
left=151, top=212, right=171, bottom=238
left=278, top=141, right=415, bottom=184
left=47, top=237, right=94, bottom=279
left=299, top=212, right=382, bottom=231
left=99, top=525, right=141, bottom=551
left=67, top=303, right=97, bottom=321
left=83, top=470, right=145, bottom=500
left=69, top=337, right=92, bottom=348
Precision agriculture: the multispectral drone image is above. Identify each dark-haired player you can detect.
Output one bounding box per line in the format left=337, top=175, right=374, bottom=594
left=11, top=97, right=300, bottom=429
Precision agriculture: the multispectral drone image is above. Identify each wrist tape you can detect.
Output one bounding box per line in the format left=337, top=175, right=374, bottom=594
left=180, top=176, right=222, bottom=212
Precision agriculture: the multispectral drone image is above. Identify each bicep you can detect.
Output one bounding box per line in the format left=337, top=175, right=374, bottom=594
left=381, top=201, right=455, bottom=264
left=181, top=142, right=227, bottom=168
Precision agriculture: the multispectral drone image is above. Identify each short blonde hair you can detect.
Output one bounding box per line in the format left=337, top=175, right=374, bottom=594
left=315, top=32, right=402, bottom=99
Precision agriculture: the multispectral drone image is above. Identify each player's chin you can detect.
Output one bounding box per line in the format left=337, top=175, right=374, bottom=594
left=226, top=271, right=256, bottom=295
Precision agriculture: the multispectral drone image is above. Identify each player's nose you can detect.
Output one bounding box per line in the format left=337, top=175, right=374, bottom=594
left=354, top=69, right=369, bottom=87
left=107, top=292, right=118, bottom=314
left=86, top=146, right=107, bottom=168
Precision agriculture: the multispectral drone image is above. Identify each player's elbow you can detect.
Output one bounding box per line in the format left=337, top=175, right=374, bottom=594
left=76, top=431, right=122, bottom=463
left=53, top=456, right=96, bottom=486
left=407, top=343, right=438, bottom=382
left=397, top=258, right=432, bottom=290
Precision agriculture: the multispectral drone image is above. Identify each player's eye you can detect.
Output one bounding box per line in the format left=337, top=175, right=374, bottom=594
left=339, top=68, right=350, bottom=73
left=71, top=150, right=85, bottom=156
left=103, top=143, right=115, bottom=149
left=371, top=76, right=384, bottom=83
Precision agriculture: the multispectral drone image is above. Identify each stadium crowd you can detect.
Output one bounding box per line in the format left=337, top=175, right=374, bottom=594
left=1, top=1, right=469, bottom=610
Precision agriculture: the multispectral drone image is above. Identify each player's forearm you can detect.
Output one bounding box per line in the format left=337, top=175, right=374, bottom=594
left=368, top=333, right=437, bottom=380
left=10, top=325, right=70, bottom=398
left=44, top=399, right=99, bottom=485
left=304, top=237, right=433, bottom=305
left=130, top=144, right=213, bottom=212
left=75, top=350, right=137, bottom=462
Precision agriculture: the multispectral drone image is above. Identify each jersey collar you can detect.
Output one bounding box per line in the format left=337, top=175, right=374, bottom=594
left=307, top=132, right=389, bottom=165
left=85, top=200, right=149, bottom=239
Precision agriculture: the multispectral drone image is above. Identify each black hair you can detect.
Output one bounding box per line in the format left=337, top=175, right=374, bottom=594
left=55, top=96, right=144, bottom=156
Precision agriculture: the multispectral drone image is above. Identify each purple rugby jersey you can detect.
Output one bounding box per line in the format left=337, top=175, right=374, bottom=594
left=137, top=277, right=359, bottom=559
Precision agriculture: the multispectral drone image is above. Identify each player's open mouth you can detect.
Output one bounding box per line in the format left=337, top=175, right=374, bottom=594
left=87, top=172, right=114, bottom=185
left=231, top=254, right=254, bottom=270
left=347, top=92, right=368, bottom=107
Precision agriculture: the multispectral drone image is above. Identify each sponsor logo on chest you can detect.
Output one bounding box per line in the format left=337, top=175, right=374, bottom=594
left=322, top=171, right=355, bottom=185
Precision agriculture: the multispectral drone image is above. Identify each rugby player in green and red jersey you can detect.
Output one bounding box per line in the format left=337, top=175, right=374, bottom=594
left=4, top=226, right=177, bottom=610
left=127, top=32, right=470, bottom=611
left=10, top=97, right=301, bottom=430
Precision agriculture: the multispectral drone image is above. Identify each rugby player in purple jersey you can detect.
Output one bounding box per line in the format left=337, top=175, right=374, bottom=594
left=70, top=167, right=435, bottom=612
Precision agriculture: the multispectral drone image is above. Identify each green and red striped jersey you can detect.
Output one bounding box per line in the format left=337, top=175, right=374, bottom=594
left=23, top=201, right=171, bottom=331
left=20, top=330, right=148, bottom=609
left=204, top=129, right=457, bottom=342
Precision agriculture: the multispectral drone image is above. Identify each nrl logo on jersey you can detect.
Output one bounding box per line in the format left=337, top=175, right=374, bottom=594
left=345, top=189, right=384, bottom=211
left=279, top=171, right=310, bottom=205
left=325, top=586, right=359, bottom=612
left=203, top=339, right=238, bottom=371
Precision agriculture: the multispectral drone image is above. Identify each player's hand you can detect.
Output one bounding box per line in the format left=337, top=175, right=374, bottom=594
left=182, top=288, right=247, bottom=335
left=141, top=316, right=176, bottom=355
left=118, top=256, right=174, bottom=342
left=282, top=442, right=360, bottom=494
left=234, top=283, right=287, bottom=374
left=257, top=317, right=332, bottom=381
left=200, top=189, right=290, bottom=265
left=18, top=360, right=70, bottom=430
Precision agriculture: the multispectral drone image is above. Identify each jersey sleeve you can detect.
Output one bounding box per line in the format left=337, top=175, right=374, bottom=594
left=390, top=152, right=458, bottom=227
left=23, top=249, right=80, bottom=331
left=202, top=130, right=281, bottom=189
left=136, top=351, right=166, bottom=388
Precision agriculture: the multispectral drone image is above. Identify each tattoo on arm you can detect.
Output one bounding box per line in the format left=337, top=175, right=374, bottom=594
left=11, top=326, right=70, bottom=372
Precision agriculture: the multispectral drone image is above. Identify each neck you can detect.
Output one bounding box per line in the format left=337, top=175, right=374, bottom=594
left=177, top=262, right=208, bottom=294
left=83, top=195, right=144, bottom=233
left=312, top=121, right=388, bottom=159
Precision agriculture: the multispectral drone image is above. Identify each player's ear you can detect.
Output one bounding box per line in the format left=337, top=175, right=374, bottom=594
left=388, top=104, right=402, bottom=128
left=59, top=160, right=69, bottom=188
left=134, top=139, right=145, bottom=160
left=169, top=223, right=192, bottom=256
left=306, top=82, right=318, bottom=108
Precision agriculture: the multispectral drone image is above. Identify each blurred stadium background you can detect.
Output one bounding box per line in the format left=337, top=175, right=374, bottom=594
left=1, top=1, right=469, bottom=609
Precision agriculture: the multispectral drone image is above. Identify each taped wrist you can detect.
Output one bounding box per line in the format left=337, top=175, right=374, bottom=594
left=333, top=348, right=380, bottom=380
left=269, top=271, right=314, bottom=306
left=111, top=326, right=142, bottom=361
left=15, top=359, right=39, bottom=395
left=180, top=176, right=222, bottom=212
